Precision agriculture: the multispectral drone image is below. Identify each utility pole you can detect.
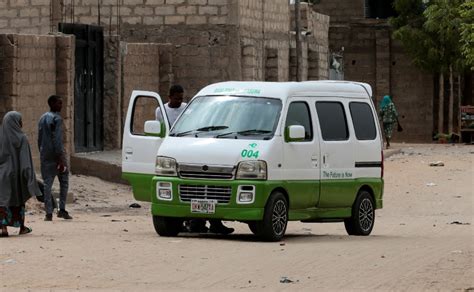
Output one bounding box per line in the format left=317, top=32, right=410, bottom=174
left=295, top=0, right=302, bottom=81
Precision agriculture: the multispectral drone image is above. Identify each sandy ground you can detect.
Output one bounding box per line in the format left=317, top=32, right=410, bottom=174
left=0, top=144, right=473, bottom=291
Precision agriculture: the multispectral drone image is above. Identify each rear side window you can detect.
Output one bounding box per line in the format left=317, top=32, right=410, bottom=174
left=285, top=102, right=313, bottom=141
left=316, top=102, right=349, bottom=141
left=349, top=102, right=377, bottom=140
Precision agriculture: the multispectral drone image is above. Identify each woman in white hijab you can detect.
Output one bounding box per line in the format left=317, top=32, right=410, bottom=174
left=0, top=111, right=41, bottom=237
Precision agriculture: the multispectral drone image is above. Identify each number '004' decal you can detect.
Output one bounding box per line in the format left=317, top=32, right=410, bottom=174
left=241, top=149, right=259, bottom=158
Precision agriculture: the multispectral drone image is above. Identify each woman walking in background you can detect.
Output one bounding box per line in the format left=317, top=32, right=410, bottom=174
left=379, top=95, right=400, bottom=149
left=0, top=111, right=41, bottom=237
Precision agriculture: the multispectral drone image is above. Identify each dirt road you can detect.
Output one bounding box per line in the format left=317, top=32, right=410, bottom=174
left=1, top=144, right=473, bottom=291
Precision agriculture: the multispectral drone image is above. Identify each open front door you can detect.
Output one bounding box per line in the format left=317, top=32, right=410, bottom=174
left=122, top=90, right=169, bottom=201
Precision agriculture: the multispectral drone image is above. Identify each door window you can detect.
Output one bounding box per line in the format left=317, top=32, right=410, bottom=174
left=285, top=102, right=313, bottom=141
left=316, top=102, right=349, bottom=141
left=349, top=102, right=377, bottom=140
left=131, top=96, right=162, bottom=136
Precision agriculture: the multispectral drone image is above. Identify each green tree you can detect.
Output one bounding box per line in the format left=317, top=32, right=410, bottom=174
left=459, top=1, right=474, bottom=70
left=390, top=0, right=446, bottom=135
left=390, top=0, right=468, bottom=135
left=424, top=0, right=465, bottom=134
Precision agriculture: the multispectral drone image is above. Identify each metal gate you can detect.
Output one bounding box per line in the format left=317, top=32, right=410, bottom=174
left=59, top=23, right=104, bottom=152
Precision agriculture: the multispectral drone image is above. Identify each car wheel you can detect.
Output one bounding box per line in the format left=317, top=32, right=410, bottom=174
left=153, top=216, right=183, bottom=237
left=344, top=190, right=375, bottom=236
left=256, top=192, right=288, bottom=242
left=247, top=222, right=258, bottom=235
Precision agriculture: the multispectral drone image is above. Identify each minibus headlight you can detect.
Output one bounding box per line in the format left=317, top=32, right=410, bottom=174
left=236, top=161, right=267, bottom=180
left=155, top=156, right=177, bottom=176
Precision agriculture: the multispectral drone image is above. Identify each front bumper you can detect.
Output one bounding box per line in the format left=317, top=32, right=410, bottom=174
left=150, top=177, right=277, bottom=221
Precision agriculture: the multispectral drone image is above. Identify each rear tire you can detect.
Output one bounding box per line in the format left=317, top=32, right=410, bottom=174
left=247, top=222, right=258, bottom=235
left=344, top=190, right=375, bottom=236
left=255, top=192, right=288, bottom=242
left=153, top=216, right=183, bottom=237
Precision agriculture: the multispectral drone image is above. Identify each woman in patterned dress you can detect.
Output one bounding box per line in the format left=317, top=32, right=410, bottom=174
left=0, top=111, right=41, bottom=237
left=379, top=95, right=399, bottom=149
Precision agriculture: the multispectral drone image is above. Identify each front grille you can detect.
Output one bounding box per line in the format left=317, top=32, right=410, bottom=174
left=179, top=185, right=232, bottom=204
left=178, top=164, right=235, bottom=180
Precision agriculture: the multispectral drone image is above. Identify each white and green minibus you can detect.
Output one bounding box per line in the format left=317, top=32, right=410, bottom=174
left=122, top=81, right=384, bottom=241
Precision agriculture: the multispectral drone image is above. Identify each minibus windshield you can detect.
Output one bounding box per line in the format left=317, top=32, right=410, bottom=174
left=170, top=95, right=282, bottom=140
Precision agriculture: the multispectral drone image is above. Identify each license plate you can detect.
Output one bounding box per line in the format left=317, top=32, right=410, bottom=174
left=191, top=199, right=216, bottom=214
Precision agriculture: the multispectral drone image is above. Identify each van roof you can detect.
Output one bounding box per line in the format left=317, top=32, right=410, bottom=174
left=196, top=81, right=373, bottom=100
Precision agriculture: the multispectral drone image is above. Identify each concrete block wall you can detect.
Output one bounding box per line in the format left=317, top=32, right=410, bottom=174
left=264, top=48, right=278, bottom=81
left=0, top=35, right=15, bottom=119
left=102, top=40, right=173, bottom=151
left=305, top=6, right=329, bottom=80
left=59, top=0, right=234, bottom=33
left=0, top=33, right=74, bottom=168
left=121, top=24, right=241, bottom=98
left=288, top=3, right=330, bottom=81
left=158, top=43, right=174, bottom=98
left=238, top=0, right=291, bottom=82
left=312, top=0, right=366, bottom=24
left=328, top=23, right=433, bottom=142
left=390, top=41, right=433, bottom=142
left=329, top=24, right=376, bottom=86
left=241, top=44, right=259, bottom=81
left=103, top=36, right=122, bottom=150
left=55, top=35, right=75, bottom=156
left=0, top=0, right=51, bottom=34
left=121, top=42, right=161, bottom=128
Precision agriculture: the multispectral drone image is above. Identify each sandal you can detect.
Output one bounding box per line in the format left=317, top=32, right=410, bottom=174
left=19, top=226, right=32, bottom=235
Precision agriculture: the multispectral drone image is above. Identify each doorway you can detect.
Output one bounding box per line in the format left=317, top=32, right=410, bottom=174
left=59, top=23, right=104, bottom=152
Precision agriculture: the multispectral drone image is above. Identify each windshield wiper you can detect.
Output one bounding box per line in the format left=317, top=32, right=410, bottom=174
left=215, top=129, right=272, bottom=138
left=172, top=125, right=229, bottom=137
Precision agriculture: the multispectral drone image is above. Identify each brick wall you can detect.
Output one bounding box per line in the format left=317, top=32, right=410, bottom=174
left=0, top=33, right=74, bottom=168
left=0, top=0, right=51, bottom=34
left=312, top=0, right=366, bottom=24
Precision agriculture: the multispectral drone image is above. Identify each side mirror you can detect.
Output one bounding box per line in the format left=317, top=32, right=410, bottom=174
left=144, top=120, right=162, bottom=137
left=287, top=125, right=305, bottom=142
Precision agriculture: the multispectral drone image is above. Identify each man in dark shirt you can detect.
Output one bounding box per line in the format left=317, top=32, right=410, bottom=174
left=38, top=95, right=72, bottom=221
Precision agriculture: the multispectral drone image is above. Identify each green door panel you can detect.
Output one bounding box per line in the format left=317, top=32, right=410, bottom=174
left=318, top=178, right=383, bottom=208
left=282, top=180, right=320, bottom=209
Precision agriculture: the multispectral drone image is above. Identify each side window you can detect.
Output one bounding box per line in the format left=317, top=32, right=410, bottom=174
left=349, top=102, right=377, bottom=140
left=285, top=101, right=313, bottom=141
left=316, top=101, right=349, bottom=141
left=131, top=96, right=161, bottom=135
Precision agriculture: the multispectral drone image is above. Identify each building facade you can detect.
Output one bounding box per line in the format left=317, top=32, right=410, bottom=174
left=0, top=0, right=330, bottom=168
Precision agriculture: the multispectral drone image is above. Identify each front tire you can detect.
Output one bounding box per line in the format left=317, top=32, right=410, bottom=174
left=247, top=222, right=258, bottom=235
left=344, top=191, right=375, bottom=236
left=153, top=216, right=183, bottom=237
left=255, top=192, right=288, bottom=242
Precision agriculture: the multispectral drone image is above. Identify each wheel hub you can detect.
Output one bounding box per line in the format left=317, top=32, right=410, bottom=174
left=272, top=200, right=287, bottom=235
left=359, top=198, right=374, bottom=232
